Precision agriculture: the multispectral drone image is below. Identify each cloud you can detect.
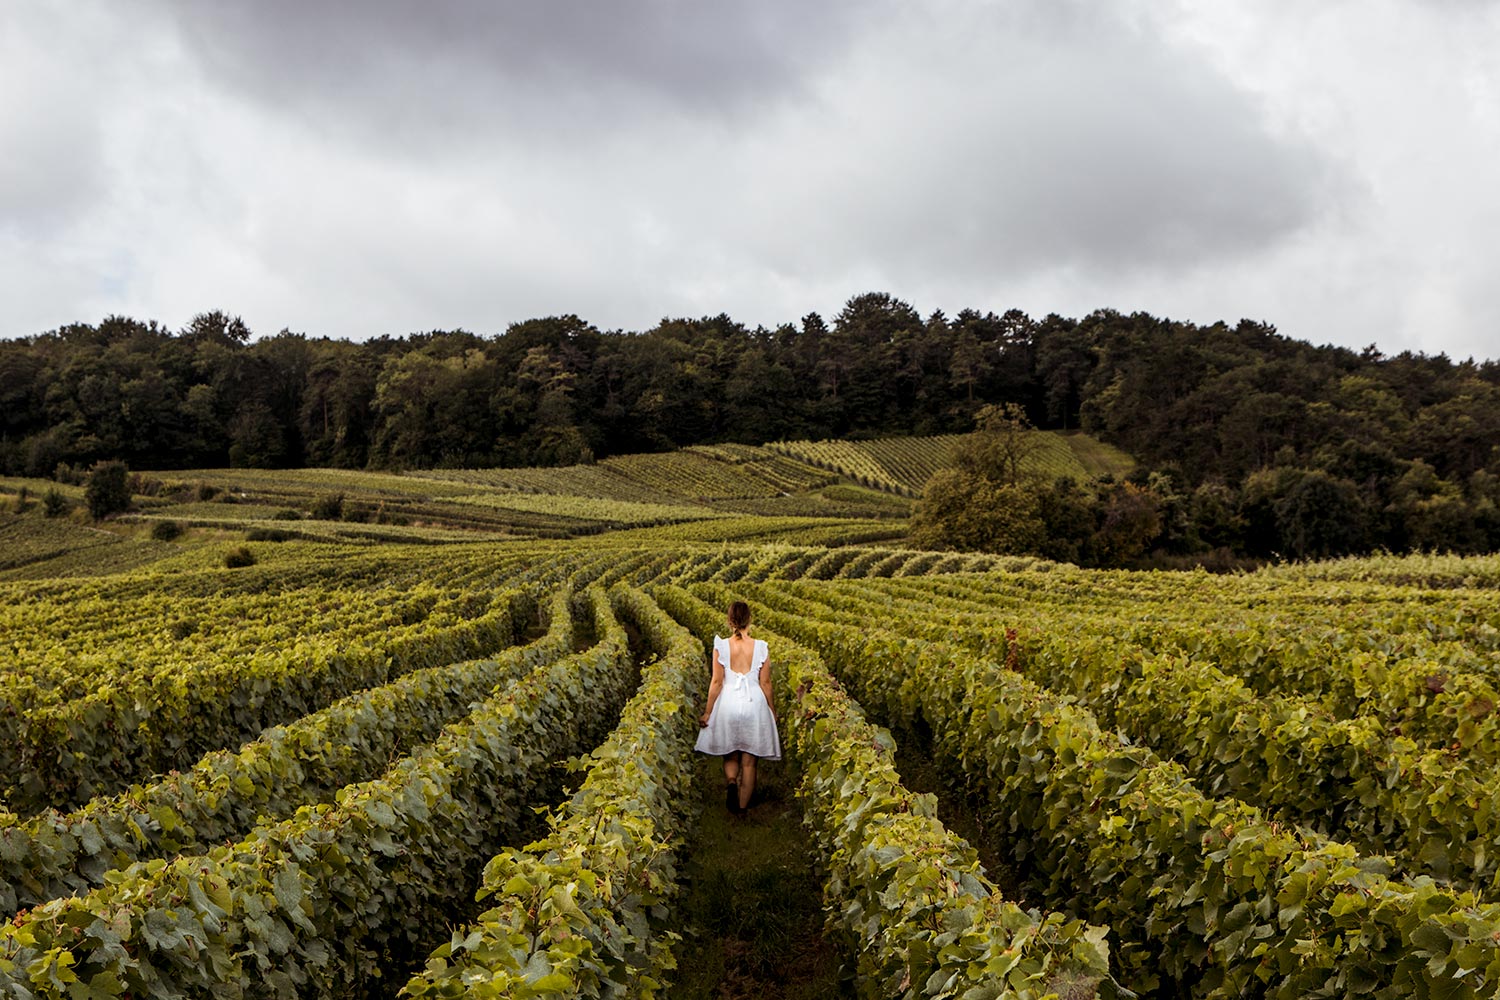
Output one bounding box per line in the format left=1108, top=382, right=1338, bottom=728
left=2, top=0, right=1496, bottom=362
left=721, top=1, right=1343, bottom=285
left=148, top=0, right=877, bottom=150
left=0, top=3, right=121, bottom=238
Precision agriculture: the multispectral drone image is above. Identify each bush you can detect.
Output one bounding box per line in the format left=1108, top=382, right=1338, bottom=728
left=42, top=488, right=68, bottom=518
left=128, top=473, right=164, bottom=497
left=245, top=528, right=295, bottom=542
left=196, top=482, right=221, bottom=501
left=150, top=520, right=184, bottom=541
left=84, top=461, right=131, bottom=521
left=311, top=492, right=344, bottom=520
left=11, top=487, right=29, bottom=514
left=273, top=508, right=304, bottom=520
left=223, top=545, right=256, bottom=568
left=910, top=469, right=1045, bottom=555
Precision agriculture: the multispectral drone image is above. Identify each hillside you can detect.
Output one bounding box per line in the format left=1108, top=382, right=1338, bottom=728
left=7, top=297, right=1496, bottom=559
left=0, top=431, right=1127, bottom=578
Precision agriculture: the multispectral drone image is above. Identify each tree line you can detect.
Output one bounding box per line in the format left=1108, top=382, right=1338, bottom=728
left=2, top=293, right=1497, bottom=559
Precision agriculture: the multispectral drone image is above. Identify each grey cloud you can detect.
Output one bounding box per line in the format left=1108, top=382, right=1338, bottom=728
left=733, top=2, right=1344, bottom=282
left=150, top=0, right=877, bottom=146
left=4, top=0, right=1494, bottom=363
left=0, top=3, right=118, bottom=237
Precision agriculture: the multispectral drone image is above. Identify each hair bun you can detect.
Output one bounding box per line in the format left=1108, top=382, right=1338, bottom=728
left=727, top=600, right=751, bottom=637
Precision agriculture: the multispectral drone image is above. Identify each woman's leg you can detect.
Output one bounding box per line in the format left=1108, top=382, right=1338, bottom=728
left=737, top=754, right=757, bottom=811
left=723, top=751, right=741, bottom=785
left=723, top=752, right=740, bottom=812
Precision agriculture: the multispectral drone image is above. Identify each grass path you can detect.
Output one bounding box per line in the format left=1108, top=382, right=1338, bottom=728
left=667, top=753, right=853, bottom=999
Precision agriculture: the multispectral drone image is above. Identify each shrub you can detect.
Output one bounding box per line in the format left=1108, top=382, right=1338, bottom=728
left=245, top=528, right=294, bottom=542
left=150, top=520, right=184, bottom=542
left=311, top=492, right=344, bottom=520
left=42, top=488, right=68, bottom=518
left=273, top=508, right=304, bottom=520
left=128, top=473, right=164, bottom=497
left=223, top=545, right=256, bottom=568
left=196, top=482, right=221, bottom=501
left=84, top=461, right=132, bottom=521
left=11, top=487, right=29, bottom=514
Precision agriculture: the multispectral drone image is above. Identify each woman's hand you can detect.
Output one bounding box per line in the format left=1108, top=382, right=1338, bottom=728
left=699, top=712, right=710, bottom=727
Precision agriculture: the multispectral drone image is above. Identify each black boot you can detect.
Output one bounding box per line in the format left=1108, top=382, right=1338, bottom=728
left=725, top=780, right=738, bottom=814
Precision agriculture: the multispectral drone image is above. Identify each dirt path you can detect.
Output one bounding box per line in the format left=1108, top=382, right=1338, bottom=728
left=668, top=753, right=853, bottom=1000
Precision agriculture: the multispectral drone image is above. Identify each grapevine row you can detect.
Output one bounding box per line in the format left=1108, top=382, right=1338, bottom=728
left=719, top=584, right=1500, bottom=997
left=0, top=587, right=636, bottom=999
left=655, top=586, right=1121, bottom=999
left=0, top=587, right=574, bottom=917
left=3, top=587, right=524, bottom=816
left=401, top=587, right=703, bottom=998
left=808, top=576, right=1500, bottom=765
left=752, top=578, right=1500, bottom=890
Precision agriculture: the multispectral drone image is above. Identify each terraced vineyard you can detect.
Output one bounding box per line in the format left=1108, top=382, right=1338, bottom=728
left=1, top=533, right=1497, bottom=998
left=768, top=431, right=1134, bottom=496
left=0, top=431, right=1130, bottom=564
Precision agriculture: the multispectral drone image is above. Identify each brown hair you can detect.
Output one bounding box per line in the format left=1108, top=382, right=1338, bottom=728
left=727, top=600, right=751, bottom=638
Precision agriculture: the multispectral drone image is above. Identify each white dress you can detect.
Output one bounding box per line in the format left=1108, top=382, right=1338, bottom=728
left=694, top=636, right=782, bottom=760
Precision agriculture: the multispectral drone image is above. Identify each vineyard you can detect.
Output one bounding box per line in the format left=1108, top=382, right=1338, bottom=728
left=0, top=431, right=1134, bottom=579
left=0, top=526, right=1496, bottom=999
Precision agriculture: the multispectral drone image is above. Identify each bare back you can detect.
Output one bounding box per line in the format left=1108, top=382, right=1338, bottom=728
left=725, top=633, right=754, bottom=675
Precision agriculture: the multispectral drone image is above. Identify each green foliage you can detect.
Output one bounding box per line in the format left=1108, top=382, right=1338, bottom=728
left=0, top=540, right=1498, bottom=996
left=0, top=589, right=635, bottom=999
left=223, top=544, right=256, bottom=568
left=401, top=588, right=701, bottom=999
left=911, top=405, right=1168, bottom=565
left=1089, top=481, right=1161, bottom=565
left=311, top=492, right=344, bottom=520
left=0, top=583, right=522, bottom=815
left=734, top=583, right=1500, bottom=996
left=0, top=589, right=555, bottom=917
left=149, top=519, right=182, bottom=541
left=42, top=487, right=67, bottom=518
left=83, top=460, right=130, bottom=520
left=8, top=296, right=1482, bottom=557
left=959, top=402, right=1040, bottom=484
left=910, top=471, right=1045, bottom=554
left=659, top=585, right=1122, bottom=999
left=1059, top=647, right=1500, bottom=896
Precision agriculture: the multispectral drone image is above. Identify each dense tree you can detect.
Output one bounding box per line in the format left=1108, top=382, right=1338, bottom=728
left=84, top=460, right=131, bottom=520
left=2, top=295, right=1496, bottom=559
left=911, top=405, right=1047, bottom=554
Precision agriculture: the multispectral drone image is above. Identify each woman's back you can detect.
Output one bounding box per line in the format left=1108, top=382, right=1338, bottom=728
left=725, top=633, right=757, bottom=675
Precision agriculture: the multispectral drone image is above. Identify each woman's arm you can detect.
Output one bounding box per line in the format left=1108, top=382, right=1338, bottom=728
left=759, top=658, right=775, bottom=722
left=700, top=648, right=725, bottom=726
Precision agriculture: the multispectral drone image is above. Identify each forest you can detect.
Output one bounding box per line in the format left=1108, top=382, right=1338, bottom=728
left=3, top=292, right=1498, bottom=561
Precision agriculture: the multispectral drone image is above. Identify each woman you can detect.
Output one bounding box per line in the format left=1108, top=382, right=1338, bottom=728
left=695, top=600, right=781, bottom=816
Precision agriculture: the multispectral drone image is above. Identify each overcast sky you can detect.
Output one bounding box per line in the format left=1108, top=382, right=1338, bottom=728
left=3, top=0, right=1497, bottom=360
